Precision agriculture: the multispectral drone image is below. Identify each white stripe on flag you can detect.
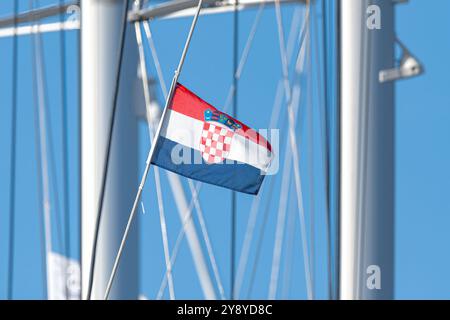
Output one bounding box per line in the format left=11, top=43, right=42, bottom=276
left=160, top=109, right=272, bottom=172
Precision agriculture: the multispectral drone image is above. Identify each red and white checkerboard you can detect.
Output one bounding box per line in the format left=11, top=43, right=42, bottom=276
left=199, top=122, right=234, bottom=164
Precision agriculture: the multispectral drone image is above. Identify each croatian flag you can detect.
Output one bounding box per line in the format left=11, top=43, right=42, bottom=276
left=151, top=83, right=273, bottom=195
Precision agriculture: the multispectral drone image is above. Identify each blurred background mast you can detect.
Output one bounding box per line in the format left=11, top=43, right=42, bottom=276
left=81, top=0, right=139, bottom=299
left=339, top=0, right=395, bottom=299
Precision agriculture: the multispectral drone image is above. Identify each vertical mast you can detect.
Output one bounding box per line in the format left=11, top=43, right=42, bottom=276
left=339, top=0, right=395, bottom=299
left=81, top=0, right=139, bottom=299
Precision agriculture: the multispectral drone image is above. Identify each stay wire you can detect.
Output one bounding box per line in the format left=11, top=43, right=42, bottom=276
left=59, top=0, right=71, bottom=298
left=135, top=20, right=175, bottom=300
left=103, top=0, right=205, bottom=300
left=139, top=21, right=225, bottom=299
left=32, top=38, right=49, bottom=300
left=274, top=0, right=313, bottom=299
left=59, top=0, right=71, bottom=263
left=31, top=0, right=55, bottom=299
left=34, top=0, right=66, bottom=269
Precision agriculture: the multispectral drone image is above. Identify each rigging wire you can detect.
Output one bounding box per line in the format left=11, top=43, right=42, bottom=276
left=335, top=0, right=342, bottom=299
left=135, top=20, right=175, bottom=300
left=77, top=0, right=82, bottom=299
left=274, top=0, right=313, bottom=299
left=246, top=84, right=306, bottom=300
left=142, top=21, right=168, bottom=98
left=156, top=182, right=203, bottom=300
left=246, top=172, right=276, bottom=298
left=320, top=0, right=333, bottom=300
left=32, top=49, right=49, bottom=300
left=153, top=3, right=266, bottom=300
left=268, top=134, right=293, bottom=299
left=85, top=0, right=130, bottom=300
left=188, top=182, right=226, bottom=300
left=59, top=0, right=71, bottom=299
left=103, top=0, right=205, bottom=300
left=306, top=7, right=315, bottom=299
left=236, top=8, right=304, bottom=299
left=31, top=0, right=55, bottom=299
left=140, top=20, right=225, bottom=299
left=140, top=19, right=226, bottom=299
left=154, top=167, right=175, bottom=300
left=59, top=0, right=71, bottom=266
left=223, top=3, right=264, bottom=113
left=28, top=0, right=55, bottom=298
left=7, top=0, right=19, bottom=300
left=230, top=0, right=239, bottom=301
left=33, top=0, right=66, bottom=266
left=268, top=80, right=304, bottom=299
left=280, top=180, right=297, bottom=298
left=234, top=84, right=283, bottom=299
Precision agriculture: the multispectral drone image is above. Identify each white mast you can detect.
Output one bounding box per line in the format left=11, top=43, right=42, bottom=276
left=81, top=0, right=139, bottom=299
left=340, top=0, right=395, bottom=299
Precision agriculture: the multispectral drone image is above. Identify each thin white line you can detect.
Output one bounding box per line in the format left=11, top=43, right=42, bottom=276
left=136, top=21, right=175, bottom=300
left=223, top=3, right=265, bottom=113
left=188, top=180, right=226, bottom=300
left=156, top=182, right=203, bottom=300
left=142, top=21, right=168, bottom=98
left=0, top=20, right=80, bottom=38
left=273, top=0, right=313, bottom=299
left=235, top=6, right=303, bottom=300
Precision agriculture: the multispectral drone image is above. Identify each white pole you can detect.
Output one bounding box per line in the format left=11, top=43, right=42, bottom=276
left=81, top=0, right=139, bottom=299
left=339, top=0, right=395, bottom=299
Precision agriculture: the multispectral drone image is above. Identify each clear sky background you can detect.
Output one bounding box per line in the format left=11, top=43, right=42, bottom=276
left=0, top=0, right=449, bottom=300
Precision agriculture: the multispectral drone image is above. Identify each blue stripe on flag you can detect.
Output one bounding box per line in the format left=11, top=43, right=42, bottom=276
left=151, top=136, right=265, bottom=195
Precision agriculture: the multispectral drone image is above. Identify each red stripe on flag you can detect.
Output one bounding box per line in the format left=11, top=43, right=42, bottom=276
left=170, top=83, right=272, bottom=152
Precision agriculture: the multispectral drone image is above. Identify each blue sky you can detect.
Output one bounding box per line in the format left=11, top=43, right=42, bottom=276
left=0, top=0, right=449, bottom=300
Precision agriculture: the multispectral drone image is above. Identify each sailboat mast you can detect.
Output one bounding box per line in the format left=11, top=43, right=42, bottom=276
left=339, top=0, right=395, bottom=299
left=81, top=0, right=139, bottom=299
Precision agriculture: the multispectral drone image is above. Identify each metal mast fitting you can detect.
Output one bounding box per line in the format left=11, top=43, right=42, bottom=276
left=129, top=0, right=305, bottom=21
left=379, top=38, right=424, bottom=83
